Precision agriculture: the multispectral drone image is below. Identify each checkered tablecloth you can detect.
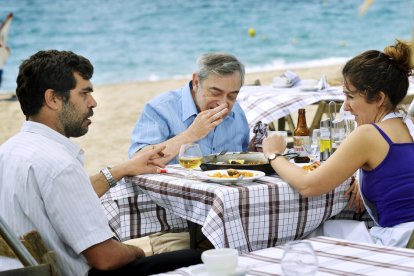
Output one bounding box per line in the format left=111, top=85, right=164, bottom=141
left=101, top=165, right=353, bottom=253
left=153, top=236, right=414, bottom=276
left=238, top=86, right=344, bottom=128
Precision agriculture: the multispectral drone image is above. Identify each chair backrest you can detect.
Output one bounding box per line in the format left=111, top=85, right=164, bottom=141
left=406, top=230, right=414, bottom=249
left=0, top=216, right=60, bottom=276
left=407, top=98, right=414, bottom=117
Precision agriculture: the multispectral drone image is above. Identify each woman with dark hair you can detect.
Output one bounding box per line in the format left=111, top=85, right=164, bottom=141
left=263, top=40, right=414, bottom=247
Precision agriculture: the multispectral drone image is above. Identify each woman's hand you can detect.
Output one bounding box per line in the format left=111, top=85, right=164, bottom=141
left=262, top=134, right=287, bottom=157
left=345, top=178, right=365, bottom=213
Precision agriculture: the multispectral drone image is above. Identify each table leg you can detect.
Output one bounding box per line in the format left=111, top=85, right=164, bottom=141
left=310, top=101, right=327, bottom=132
left=187, top=220, right=213, bottom=250
left=187, top=220, right=198, bottom=250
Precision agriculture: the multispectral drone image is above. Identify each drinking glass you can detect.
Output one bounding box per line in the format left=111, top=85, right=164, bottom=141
left=281, top=241, right=318, bottom=276
left=308, top=129, right=321, bottom=162
left=267, top=130, right=288, bottom=148
left=178, top=143, right=203, bottom=178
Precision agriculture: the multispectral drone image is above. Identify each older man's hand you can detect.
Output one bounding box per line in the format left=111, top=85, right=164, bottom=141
left=186, top=103, right=228, bottom=141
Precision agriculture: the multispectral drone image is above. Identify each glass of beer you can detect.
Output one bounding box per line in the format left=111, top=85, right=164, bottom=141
left=178, top=143, right=203, bottom=178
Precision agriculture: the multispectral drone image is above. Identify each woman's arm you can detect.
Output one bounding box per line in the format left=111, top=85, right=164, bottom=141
left=263, top=126, right=373, bottom=197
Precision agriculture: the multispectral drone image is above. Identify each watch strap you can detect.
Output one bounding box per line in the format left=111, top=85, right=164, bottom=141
left=100, top=167, right=117, bottom=188
left=268, top=153, right=284, bottom=161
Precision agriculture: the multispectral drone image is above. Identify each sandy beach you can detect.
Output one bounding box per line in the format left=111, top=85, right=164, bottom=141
left=0, top=64, right=343, bottom=175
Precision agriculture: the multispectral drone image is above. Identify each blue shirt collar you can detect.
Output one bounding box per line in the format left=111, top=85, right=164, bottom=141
left=181, top=81, right=198, bottom=122
left=181, top=81, right=236, bottom=122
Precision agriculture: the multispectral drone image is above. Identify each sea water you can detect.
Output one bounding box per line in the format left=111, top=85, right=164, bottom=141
left=0, top=0, right=412, bottom=93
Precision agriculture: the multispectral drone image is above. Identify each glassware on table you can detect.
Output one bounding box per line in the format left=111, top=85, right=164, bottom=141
left=281, top=241, right=318, bottom=276
left=178, top=143, right=203, bottom=178
left=267, top=130, right=288, bottom=148
left=319, top=119, right=332, bottom=161
left=307, top=129, right=321, bottom=162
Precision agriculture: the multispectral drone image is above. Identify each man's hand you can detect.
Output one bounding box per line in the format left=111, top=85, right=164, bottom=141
left=186, top=103, right=228, bottom=141
left=122, top=145, right=169, bottom=176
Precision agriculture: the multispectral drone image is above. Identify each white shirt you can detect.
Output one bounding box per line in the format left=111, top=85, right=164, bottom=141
left=0, top=121, right=113, bottom=276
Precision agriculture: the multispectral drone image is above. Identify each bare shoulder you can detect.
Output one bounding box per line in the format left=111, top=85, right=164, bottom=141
left=348, top=124, right=379, bottom=141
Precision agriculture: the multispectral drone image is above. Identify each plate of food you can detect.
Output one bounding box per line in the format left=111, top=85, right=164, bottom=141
left=201, top=169, right=265, bottom=183
left=200, top=152, right=275, bottom=175
left=297, top=161, right=321, bottom=172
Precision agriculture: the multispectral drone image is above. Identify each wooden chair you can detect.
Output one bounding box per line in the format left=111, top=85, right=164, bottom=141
left=0, top=216, right=60, bottom=276
left=406, top=230, right=414, bottom=249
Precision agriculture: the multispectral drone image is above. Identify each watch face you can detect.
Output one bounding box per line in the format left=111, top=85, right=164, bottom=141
left=268, top=153, right=277, bottom=160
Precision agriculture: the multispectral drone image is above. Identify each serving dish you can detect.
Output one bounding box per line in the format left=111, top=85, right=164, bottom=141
left=200, top=152, right=275, bottom=175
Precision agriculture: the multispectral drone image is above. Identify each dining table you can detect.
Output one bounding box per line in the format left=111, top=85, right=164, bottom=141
left=238, top=81, right=414, bottom=132
left=152, top=236, right=414, bottom=276
left=101, top=165, right=354, bottom=253
left=237, top=85, right=345, bottom=130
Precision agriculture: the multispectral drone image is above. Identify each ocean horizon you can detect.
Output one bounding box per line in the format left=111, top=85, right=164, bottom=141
left=0, top=0, right=413, bottom=93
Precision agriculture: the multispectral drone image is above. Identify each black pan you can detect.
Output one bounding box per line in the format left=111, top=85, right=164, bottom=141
left=200, top=152, right=275, bottom=175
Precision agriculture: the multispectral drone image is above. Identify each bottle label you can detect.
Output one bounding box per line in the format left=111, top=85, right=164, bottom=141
left=293, top=136, right=310, bottom=157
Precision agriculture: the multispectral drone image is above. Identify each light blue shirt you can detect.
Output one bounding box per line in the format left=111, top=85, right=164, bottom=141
left=129, top=82, right=250, bottom=163
left=0, top=121, right=113, bottom=276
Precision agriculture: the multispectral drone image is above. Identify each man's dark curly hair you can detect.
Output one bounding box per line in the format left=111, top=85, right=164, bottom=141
left=16, top=50, right=93, bottom=117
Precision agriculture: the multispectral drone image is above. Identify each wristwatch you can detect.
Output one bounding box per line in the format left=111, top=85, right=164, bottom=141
left=100, top=167, right=117, bottom=188
left=267, top=153, right=284, bottom=161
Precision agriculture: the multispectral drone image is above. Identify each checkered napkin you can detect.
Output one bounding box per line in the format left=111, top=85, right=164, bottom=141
left=282, top=70, right=300, bottom=87
left=317, top=74, right=330, bottom=91
left=273, top=70, right=301, bottom=88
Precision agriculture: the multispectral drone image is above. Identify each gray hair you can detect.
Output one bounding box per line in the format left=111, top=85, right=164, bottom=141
left=196, top=52, right=245, bottom=86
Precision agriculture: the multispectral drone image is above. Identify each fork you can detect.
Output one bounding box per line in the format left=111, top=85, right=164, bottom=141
left=218, top=148, right=228, bottom=156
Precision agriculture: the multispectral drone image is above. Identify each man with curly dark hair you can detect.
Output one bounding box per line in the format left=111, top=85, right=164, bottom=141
left=0, top=50, right=201, bottom=276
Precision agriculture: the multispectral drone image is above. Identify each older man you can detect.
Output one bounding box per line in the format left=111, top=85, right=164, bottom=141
left=0, top=50, right=201, bottom=276
left=129, top=52, right=250, bottom=163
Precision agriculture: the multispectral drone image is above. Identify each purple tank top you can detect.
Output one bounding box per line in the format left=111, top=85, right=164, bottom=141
left=361, top=123, right=414, bottom=227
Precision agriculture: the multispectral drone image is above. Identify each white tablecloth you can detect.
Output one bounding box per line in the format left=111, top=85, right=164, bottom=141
left=153, top=236, right=414, bottom=276
left=238, top=85, right=344, bottom=128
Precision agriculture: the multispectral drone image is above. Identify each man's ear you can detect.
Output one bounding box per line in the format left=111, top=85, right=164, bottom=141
left=192, top=73, right=199, bottom=91
left=44, top=89, right=62, bottom=111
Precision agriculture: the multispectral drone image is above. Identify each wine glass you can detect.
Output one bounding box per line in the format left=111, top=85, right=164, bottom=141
left=281, top=241, right=318, bottom=276
left=178, top=143, right=203, bottom=178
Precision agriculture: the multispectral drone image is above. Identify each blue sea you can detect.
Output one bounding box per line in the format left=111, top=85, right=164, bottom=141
left=0, top=0, right=413, bottom=93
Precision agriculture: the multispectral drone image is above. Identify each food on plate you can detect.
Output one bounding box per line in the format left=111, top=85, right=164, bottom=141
left=229, top=159, right=245, bottom=165
left=208, top=169, right=255, bottom=178
left=211, top=160, right=265, bottom=165
left=302, top=161, right=321, bottom=172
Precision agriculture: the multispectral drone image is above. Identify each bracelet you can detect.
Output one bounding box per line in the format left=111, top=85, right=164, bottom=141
left=100, top=167, right=117, bottom=188
left=267, top=152, right=298, bottom=161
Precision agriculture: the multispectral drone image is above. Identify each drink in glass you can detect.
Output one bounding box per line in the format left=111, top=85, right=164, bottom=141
left=178, top=143, right=203, bottom=178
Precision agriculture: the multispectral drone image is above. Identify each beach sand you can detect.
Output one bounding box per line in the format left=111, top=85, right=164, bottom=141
left=0, top=64, right=343, bottom=174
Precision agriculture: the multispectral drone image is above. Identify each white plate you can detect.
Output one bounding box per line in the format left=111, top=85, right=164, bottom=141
left=201, top=169, right=265, bottom=183
left=300, top=86, right=319, bottom=91
left=272, top=83, right=293, bottom=88
left=188, top=264, right=247, bottom=276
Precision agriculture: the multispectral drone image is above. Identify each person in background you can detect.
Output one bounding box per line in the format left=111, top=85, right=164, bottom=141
left=0, top=50, right=201, bottom=276
left=262, top=40, right=414, bottom=247
left=129, top=52, right=250, bottom=163
left=0, top=13, right=13, bottom=88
